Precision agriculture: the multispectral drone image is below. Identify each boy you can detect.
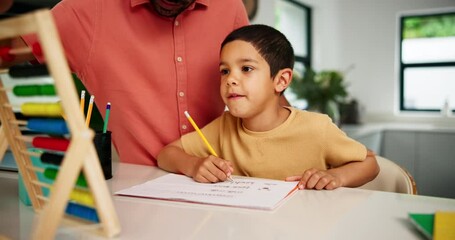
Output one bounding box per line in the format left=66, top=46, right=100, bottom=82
left=157, top=24, right=379, bottom=190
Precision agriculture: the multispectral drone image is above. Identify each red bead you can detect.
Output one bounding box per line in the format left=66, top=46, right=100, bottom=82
left=0, top=46, right=15, bottom=62
left=32, top=42, right=43, bottom=57
left=32, top=137, right=70, bottom=152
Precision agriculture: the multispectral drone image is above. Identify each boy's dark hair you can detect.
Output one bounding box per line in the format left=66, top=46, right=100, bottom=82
left=221, top=24, right=294, bottom=78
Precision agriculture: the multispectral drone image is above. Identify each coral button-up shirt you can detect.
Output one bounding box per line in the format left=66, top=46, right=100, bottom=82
left=24, top=0, right=249, bottom=165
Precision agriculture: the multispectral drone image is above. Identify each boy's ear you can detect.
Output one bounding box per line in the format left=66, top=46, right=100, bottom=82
left=274, top=68, right=293, bottom=93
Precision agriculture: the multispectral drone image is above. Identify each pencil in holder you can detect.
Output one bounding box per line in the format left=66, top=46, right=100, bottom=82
left=93, top=131, right=112, bottom=180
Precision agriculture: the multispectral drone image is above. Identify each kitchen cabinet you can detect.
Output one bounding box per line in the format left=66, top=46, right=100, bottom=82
left=343, top=123, right=455, bottom=198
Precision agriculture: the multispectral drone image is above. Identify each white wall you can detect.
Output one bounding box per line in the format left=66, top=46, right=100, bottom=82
left=252, top=0, right=455, bottom=123
left=250, top=0, right=276, bottom=26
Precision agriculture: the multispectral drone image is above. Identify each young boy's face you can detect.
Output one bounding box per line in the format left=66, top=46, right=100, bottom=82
left=219, top=40, right=279, bottom=119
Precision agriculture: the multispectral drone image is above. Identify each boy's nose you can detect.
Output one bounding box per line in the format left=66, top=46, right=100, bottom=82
left=227, top=76, right=238, bottom=86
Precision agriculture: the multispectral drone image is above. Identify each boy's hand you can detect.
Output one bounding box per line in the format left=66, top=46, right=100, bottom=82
left=192, top=155, right=234, bottom=183
left=285, top=168, right=342, bottom=190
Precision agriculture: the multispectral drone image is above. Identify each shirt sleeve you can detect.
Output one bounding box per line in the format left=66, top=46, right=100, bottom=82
left=323, top=118, right=367, bottom=167
left=23, top=0, right=96, bottom=73
left=181, top=116, right=223, bottom=158
left=234, top=0, right=250, bottom=28
left=54, top=0, right=97, bottom=74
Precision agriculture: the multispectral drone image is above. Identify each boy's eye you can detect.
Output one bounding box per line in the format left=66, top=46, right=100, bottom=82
left=242, top=66, right=253, bottom=72
left=220, top=69, right=229, bottom=75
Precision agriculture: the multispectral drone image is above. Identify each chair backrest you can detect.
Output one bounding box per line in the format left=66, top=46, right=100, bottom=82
left=358, top=156, right=417, bottom=194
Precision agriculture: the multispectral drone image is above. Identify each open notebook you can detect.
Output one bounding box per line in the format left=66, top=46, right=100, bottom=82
left=115, top=173, right=298, bottom=210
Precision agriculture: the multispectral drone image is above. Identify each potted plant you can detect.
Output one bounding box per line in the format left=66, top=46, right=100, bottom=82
left=290, top=68, right=348, bottom=124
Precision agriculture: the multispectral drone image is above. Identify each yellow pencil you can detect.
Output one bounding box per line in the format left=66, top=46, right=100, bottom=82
left=184, top=111, right=234, bottom=182
left=85, top=95, right=94, bottom=127
left=80, top=90, right=85, bottom=114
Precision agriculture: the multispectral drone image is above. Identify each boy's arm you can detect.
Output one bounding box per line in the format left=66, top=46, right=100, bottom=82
left=325, top=150, right=379, bottom=187
left=286, top=150, right=379, bottom=190
left=157, top=139, right=233, bottom=183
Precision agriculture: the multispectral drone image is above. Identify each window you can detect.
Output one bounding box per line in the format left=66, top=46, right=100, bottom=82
left=275, top=0, right=312, bottom=109
left=275, top=0, right=312, bottom=76
left=399, top=9, right=455, bottom=113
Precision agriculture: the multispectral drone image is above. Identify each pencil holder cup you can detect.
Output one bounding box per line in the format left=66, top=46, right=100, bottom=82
left=93, top=131, right=112, bottom=180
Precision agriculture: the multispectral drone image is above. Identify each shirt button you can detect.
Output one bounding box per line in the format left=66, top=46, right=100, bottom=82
left=179, top=92, right=185, bottom=97
left=182, top=124, right=187, bottom=130
left=176, top=56, right=182, bottom=62
left=175, top=20, right=179, bottom=26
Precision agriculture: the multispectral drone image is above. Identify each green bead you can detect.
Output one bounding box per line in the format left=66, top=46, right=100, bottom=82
left=13, top=84, right=56, bottom=96
left=43, top=168, right=88, bottom=188
left=39, top=84, right=56, bottom=95
left=13, top=85, right=39, bottom=96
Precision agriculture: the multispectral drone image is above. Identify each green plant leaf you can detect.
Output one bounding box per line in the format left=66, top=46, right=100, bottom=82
left=290, top=68, right=348, bottom=109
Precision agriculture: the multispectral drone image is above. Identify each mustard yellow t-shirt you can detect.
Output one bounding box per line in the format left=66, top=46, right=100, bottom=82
left=181, top=107, right=367, bottom=180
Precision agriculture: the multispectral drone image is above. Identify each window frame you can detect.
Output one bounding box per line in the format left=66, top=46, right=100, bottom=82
left=279, top=0, right=312, bottom=70
left=398, top=9, right=455, bottom=113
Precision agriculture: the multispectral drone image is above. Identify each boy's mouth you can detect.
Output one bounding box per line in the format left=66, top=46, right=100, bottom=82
left=227, top=93, right=245, bottom=99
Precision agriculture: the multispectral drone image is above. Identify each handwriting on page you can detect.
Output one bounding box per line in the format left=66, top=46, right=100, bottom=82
left=176, top=181, right=277, bottom=198
left=115, top=173, right=297, bottom=210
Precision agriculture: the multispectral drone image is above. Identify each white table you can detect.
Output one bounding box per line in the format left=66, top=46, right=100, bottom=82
left=1, top=162, right=455, bottom=240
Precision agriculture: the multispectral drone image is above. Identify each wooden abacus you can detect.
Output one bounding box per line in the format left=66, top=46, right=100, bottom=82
left=0, top=10, right=120, bottom=239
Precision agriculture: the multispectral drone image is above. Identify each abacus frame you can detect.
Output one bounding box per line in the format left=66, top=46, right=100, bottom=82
left=0, top=9, right=120, bottom=239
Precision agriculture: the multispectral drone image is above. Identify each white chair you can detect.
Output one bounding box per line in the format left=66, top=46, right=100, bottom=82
left=359, top=156, right=417, bottom=194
